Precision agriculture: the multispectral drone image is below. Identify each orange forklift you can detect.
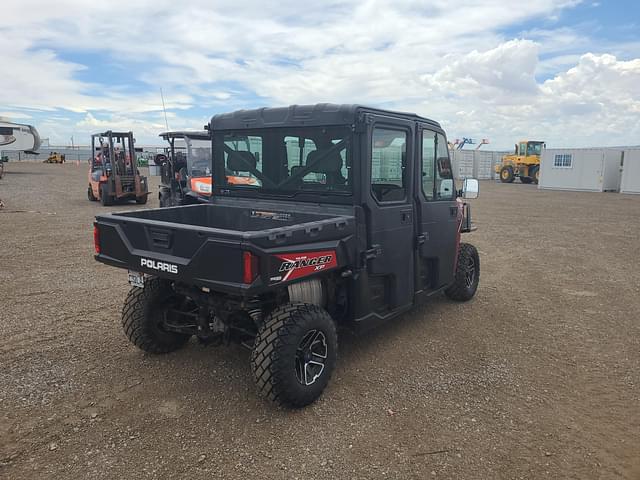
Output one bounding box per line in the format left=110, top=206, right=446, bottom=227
left=88, top=131, right=149, bottom=206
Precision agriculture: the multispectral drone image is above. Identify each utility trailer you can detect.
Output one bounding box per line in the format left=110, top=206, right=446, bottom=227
left=94, top=104, right=480, bottom=407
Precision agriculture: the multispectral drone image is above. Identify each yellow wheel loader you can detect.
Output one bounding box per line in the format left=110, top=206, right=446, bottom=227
left=44, top=152, right=66, bottom=163
left=496, top=140, right=545, bottom=184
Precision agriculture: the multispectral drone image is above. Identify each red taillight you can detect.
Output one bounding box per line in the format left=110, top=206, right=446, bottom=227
left=93, top=225, right=100, bottom=254
left=243, top=251, right=259, bottom=284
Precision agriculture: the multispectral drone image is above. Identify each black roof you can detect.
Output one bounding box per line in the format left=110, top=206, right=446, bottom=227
left=91, top=131, right=134, bottom=137
left=210, top=103, right=441, bottom=130
left=159, top=130, right=209, bottom=140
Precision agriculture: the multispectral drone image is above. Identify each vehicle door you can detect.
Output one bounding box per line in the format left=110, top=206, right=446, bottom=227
left=363, top=117, right=415, bottom=312
left=415, top=127, right=459, bottom=291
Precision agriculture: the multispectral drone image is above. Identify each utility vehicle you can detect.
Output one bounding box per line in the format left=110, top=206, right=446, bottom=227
left=157, top=130, right=258, bottom=207
left=88, top=131, right=149, bottom=205
left=93, top=104, right=480, bottom=407
left=157, top=131, right=212, bottom=207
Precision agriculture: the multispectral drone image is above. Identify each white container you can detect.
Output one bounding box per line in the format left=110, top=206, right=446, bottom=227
left=620, top=149, right=640, bottom=194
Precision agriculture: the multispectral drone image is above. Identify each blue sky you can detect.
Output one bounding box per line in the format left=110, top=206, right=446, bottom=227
left=1, top=0, right=639, bottom=148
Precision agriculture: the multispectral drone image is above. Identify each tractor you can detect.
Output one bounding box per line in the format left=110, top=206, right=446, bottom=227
left=497, top=140, right=545, bottom=184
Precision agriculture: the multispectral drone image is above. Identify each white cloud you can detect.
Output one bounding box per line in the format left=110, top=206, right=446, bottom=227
left=0, top=111, right=32, bottom=120
left=1, top=0, right=638, bottom=147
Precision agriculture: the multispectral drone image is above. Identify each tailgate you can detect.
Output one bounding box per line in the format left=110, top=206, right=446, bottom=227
left=94, top=215, right=245, bottom=289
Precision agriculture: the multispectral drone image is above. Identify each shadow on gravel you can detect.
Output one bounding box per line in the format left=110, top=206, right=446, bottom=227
left=338, top=294, right=451, bottom=361
left=1, top=170, right=45, bottom=175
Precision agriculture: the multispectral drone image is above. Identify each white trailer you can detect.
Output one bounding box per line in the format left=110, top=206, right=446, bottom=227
left=620, top=148, right=640, bottom=194
left=539, top=148, right=623, bottom=192
left=0, top=120, right=41, bottom=153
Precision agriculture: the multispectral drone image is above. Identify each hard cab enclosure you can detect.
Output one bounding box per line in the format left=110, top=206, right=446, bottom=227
left=95, top=104, right=473, bottom=327
left=93, top=104, right=479, bottom=408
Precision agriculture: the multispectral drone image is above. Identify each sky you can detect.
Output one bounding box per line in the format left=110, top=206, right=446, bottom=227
left=0, top=0, right=639, bottom=148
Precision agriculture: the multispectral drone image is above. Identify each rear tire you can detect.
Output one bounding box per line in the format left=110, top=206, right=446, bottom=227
left=136, top=194, right=148, bottom=205
left=499, top=166, right=514, bottom=183
left=251, top=303, right=337, bottom=408
left=122, top=278, right=191, bottom=354
left=530, top=165, right=540, bottom=184
left=445, top=243, right=480, bottom=301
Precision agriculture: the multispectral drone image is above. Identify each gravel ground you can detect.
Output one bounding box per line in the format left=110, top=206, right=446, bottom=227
left=1, top=161, right=639, bottom=479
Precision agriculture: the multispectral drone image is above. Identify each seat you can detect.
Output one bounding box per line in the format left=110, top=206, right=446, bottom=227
left=305, top=149, right=346, bottom=187
left=227, top=151, right=257, bottom=173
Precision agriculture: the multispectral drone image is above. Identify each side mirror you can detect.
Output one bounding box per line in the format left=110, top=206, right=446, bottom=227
left=462, top=178, right=479, bottom=199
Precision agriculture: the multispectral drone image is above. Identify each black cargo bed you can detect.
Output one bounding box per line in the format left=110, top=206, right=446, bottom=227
left=95, top=203, right=356, bottom=294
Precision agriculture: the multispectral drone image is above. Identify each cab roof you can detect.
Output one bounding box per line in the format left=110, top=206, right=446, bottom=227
left=159, top=130, right=209, bottom=140
left=91, top=131, right=133, bottom=138
left=210, top=103, right=441, bottom=130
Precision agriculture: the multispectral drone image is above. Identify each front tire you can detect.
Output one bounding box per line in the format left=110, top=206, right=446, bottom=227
left=100, top=183, right=113, bottom=206
left=445, top=243, right=480, bottom=301
left=251, top=303, right=337, bottom=408
left=499, top=166, right=515, bottom=183
left=87, top=185, right=96, bottom=201
left=122, top=278, right=191, bottom=354
left=159, top=188, right=171, bottom=208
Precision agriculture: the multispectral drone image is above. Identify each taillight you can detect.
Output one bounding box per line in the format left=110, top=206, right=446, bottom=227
left=243, top=251, right=259, bottom=284
left=93, top=225, right=100, bottom=254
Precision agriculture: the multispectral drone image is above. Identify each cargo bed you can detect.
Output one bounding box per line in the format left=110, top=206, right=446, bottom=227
left=94, top=202, right=357, bottom=294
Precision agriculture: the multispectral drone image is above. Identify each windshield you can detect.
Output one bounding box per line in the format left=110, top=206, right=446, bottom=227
left=527, top=142, right=543, bottom=156
left=184, top=138, right=212, bottom=177
left=214, top=126, right=352, bottom=196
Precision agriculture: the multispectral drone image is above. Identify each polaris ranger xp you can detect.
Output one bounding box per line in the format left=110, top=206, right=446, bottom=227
left=93, top=104, right=480, bottom=407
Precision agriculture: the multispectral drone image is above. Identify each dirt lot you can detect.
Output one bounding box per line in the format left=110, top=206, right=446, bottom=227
left=0, top=161, right=639, bottom=479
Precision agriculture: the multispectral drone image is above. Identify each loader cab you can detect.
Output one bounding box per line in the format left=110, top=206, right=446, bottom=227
left=516, top=140, right=545, bottom=158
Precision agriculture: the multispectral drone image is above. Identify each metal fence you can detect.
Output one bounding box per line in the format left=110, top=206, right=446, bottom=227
left=450, top=149, right=509, bottom=180
left=1, top=146, right=93, bottom=163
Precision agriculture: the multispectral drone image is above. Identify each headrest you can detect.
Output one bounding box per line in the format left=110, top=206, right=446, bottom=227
left=291, top=165, right=305, bottom=176
left=227, top=151, right=256, bottom=172
left=306, top=149, right=343, bottom=174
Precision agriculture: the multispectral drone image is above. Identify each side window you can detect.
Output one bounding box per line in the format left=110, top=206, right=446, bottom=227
left=520, top=142, right=527, bottom=156
left=371, top=128, right=407, bottom=202
left=435, top=133, right=454, bottom=200
left=421, top=130, right=435, bottom=200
